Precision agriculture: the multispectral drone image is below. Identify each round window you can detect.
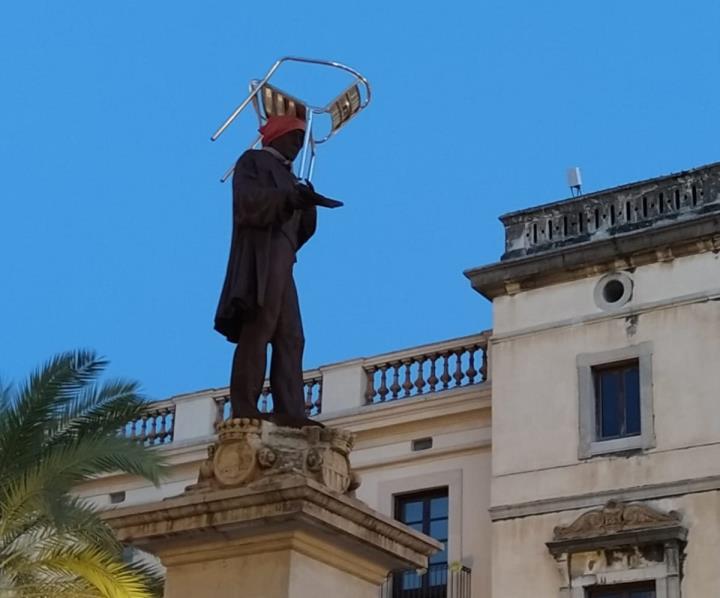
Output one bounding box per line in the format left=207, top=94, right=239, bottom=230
left=594, top=272, right=633, bottom=310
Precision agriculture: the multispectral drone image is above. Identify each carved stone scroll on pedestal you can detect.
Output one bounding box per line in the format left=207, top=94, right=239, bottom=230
left=187, top=418, right=361, bottom=495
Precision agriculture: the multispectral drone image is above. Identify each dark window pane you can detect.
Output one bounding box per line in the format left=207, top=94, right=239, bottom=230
left=625, top=366, right=641, bottom=435
left=429, top=519, right=448, bottom=541
left=600, top=371, right=621, bottom=438
left=595, top=360, right=642, bottom=441
left=394, top=488, right=450, bottom=596
left=589, top=581, right=655, bottom=598
left=401, top=501, right=423, bottom=524
left=400, top=571, right=421, bottom=590
left=427, top=566, right=447, bottom=587
left=430, top=496, right=448, bottom=519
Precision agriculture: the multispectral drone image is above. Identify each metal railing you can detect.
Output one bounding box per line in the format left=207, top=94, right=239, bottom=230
left=120, top=400, right=175, bottom=446
left=364, top=333, right=489, bottom=404
left=381, top=564, right=471, bottom=598
left=214, top=369, right=323, bottom=423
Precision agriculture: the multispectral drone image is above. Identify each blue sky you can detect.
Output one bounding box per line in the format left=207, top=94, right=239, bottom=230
left=1, top=1, right=718, bottom=399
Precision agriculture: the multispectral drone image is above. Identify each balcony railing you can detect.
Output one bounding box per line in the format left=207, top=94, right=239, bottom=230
left=119, top=400, right=175, bottom=446
left=119, top=332, right=491, bottom=447
left=380, top=564, right=472, bottom=598
left=364, top=333, right=489, bottom=404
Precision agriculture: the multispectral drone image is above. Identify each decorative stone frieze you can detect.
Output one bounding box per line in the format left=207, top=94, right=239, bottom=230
left=547, top=500, right=687, bottom=598
left=465, top=161, right=720, bottom=299
left=188, top=418, right=360, bottom=495
left=552, top=500, right=681, bottom=541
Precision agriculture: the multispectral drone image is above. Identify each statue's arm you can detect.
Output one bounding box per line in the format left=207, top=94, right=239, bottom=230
left=233, top=154, right=297, bottom=228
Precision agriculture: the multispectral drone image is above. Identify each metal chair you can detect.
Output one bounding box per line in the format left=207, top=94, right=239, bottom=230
left=210, top=56, right=372, bottom=182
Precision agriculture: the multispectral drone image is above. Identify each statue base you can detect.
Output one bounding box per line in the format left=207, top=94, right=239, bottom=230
left=104, top=420, right=441, bottom=598
left=187, top=417, right=360, bottom=495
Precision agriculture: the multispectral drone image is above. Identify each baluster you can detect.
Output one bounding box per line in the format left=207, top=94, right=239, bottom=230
left=389, top=363, right=401, bottom=399
left=378, top=365, right=389, bottom=402
left=168, top=410, right=175, bottom=441
left=453, top=349, right=464, bottom=387
left=141, top=414, right=149, bottom=444
left=146, top=412, right=158, bottom=445
left=157, top=411, right=165, bottom=441
left=466, top=345, right=478, bottom=384
left=165, top=408, right=174, bottom=441
left=480, top=345, right=488, bottom=381
left=315, top=378, right=323, bottom=414
left=157, top=410, right=168, bottom=442
left=259, top=387, right=271, bottom=413
left=304, top=380, right=314, bottom=415
left=401, top=360, right=413, bottom=397
left=440, top=352, right=451, bottom=389
left=158, top=412, right=166, bottom=443
left=129, top=417, right=138, bottom=441
left=365, top=366, right=377, bottom=403
left=427, top=354, right=438, bottom=392
left=414, top=355, right=426, bottom=395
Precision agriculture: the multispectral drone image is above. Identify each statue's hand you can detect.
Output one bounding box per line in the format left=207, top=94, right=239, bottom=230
left=288, top=187, right=315, bottom=210
left=296, top=183, right=344, bottom=209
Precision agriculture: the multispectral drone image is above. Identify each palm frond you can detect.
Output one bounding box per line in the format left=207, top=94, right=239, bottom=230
left=0, top=377, right=14, bottom=411
left=0, top=350, right=108, bottom=477
left=49, top=379, right=145, bottom=441
left=0, top=350, right=166, bottom=596
left=48, top=496, right=121, bottom=552
left=31, top=544, right=156, bottom=598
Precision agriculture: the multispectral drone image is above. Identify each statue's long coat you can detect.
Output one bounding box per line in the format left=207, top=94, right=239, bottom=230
left=214, top=149, right=317, bottom=343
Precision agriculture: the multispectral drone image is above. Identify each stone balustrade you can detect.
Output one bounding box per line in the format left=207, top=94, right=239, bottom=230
left=131, top=332, right=490, bottom=447
left=120, top=400, right=175, bottom=445
left=363, top=333, right=489, bottom=404
left=501, top=162, right=720, bottom=260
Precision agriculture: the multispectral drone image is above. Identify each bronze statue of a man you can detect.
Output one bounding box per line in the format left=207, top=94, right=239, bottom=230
left=214, top=115, right=341, bottom=426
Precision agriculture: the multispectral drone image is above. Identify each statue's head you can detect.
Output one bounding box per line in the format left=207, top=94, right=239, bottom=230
left=260, top=115, right=306, bottom=162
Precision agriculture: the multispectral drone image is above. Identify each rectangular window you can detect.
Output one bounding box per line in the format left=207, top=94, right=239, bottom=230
left=587, top=581, right=655, bottom=598
left=577, top=342, right=654, bottom=459
left=594, top=360, right=641, bottom=440
left=394, top=488, right=449, bottom=597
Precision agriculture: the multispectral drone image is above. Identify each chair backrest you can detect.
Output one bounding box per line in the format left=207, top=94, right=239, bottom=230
left=211, top=56, right=371, bottom=182
left=256, top=82, right=308, bottom=121
left=328, top=83, right=362, bottom=134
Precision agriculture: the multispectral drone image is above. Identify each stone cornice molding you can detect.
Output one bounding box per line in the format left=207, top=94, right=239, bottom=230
left=546, top=500, right=686, bottom=557
left=103, top=473, right=441, bottom=560
left=553, top=500, right=680, bottom=540
left=465, top=212, right=720, bottom=299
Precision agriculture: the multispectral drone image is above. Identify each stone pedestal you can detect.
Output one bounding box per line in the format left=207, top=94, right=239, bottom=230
left=105, top=419, right=441, bottom=598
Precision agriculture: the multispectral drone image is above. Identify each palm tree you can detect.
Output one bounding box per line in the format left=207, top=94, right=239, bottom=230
left=0, top=350, right=167, bottom=597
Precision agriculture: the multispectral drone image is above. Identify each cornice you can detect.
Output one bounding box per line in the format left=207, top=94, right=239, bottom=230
left=465, top=211, right=720, bottom=300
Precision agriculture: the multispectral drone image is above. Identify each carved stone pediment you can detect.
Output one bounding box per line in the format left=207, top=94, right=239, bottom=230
left=553, top=500, right=681, bottom=541
left=187, top=418, right=361, bottom=496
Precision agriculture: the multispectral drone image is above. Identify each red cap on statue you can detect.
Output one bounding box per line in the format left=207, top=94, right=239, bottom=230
left=259, top=115, right=306, bottom=145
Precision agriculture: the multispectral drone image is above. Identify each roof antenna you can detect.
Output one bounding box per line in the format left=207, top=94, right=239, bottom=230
left=567, top=167, right=583, bottom=197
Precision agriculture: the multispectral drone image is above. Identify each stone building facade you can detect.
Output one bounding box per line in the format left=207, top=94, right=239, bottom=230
left=80, top=161, right=720, bottom=597
left=466, top=161, right=720, bottom=598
